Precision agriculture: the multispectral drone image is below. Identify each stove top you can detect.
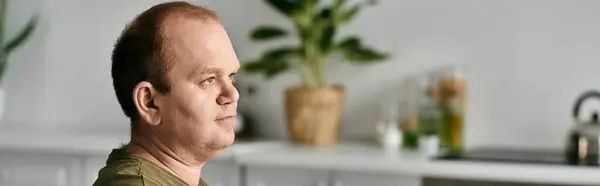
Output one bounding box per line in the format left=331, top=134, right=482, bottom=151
left=435, top=148, right=599, bottom=167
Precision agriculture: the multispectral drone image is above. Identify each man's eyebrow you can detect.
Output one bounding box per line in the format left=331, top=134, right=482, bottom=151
left=201, top=67, right=220, bottom=74
left=188, top=66, right=220, bottom=79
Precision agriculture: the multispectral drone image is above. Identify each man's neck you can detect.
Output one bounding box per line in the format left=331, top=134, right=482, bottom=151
left=124, top=132, right=204, bottom=186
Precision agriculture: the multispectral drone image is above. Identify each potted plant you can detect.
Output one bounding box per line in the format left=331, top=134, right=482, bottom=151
left=242, top=0, right=388, bottom=147
left=0, top=0, right=39, bottom=119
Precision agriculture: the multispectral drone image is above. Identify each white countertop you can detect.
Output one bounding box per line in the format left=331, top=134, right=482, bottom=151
left=235, top=142, right=600, bottom=185
left=2, top=126, right=600, bottom=185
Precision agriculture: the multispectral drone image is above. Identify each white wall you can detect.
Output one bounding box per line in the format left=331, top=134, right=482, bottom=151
left=4, top=0, right=600, bottom=150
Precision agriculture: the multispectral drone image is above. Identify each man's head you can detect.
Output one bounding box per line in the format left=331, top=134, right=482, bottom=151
left=111, top=1, right=239, bottom=161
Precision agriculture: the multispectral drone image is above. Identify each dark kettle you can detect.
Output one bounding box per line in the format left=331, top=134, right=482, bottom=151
left=566, top=90, right=600, bottom=165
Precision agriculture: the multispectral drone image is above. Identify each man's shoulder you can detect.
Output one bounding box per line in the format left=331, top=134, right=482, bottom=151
left=92, top=158, right=175, bottom=186
left=92, top=157, right=144, bottom=186
left=92, top=148, right=190, bottom=186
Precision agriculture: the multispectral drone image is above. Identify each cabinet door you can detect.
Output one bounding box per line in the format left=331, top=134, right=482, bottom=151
left=0, top=152, right=81, bottom=186
left=332, top=171, right=421, bottom=186
left=201, top=161, right=240, bottom=186
left=245, top=166, right=329, bottom=186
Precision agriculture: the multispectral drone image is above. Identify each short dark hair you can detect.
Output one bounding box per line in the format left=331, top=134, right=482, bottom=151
left=111, top=1, right=218, bottom=130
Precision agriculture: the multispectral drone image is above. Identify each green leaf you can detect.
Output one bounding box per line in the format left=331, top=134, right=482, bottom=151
left=242, top=60, right=267, bottom=74
left=263, top=0, right=300, bottom=16
left=250, top=26, right=288, bottom=41
left=337, top=36, right=361, bottom=50
left=334, top=0, right=347, bottom=10
left=343, top=47, right=388, bottom=63
left=312, top=8, right=336, bottom=53
left=319, top=25, right=335, bottom=54
left=338, top=5, right=360, bottom=24
left=298, top=22, right=322, bottom=45
left=291, top=10, right=312, bottom=31
left=241, top=47, right=298, bottom=79
left=4, top=15, right=38, bottom=54
left=298, top=0, right=319, bottom=10
left=264, top=59, right=291, bottom=78
left=241, top=58, right=291, bottom=79
left=337, top=36, right=388, bottom=63
left=263, top=47, right=299, bottom=60
left=317, top=8, right=332, bottom=20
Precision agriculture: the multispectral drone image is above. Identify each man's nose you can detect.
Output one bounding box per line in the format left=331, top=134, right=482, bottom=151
left=216, top=81, right=239, bottom=105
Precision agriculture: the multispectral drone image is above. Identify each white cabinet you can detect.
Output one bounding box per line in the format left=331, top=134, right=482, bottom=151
left=201, top=160, right=241, bottom=186
left=243, top=165, right=421, bottom=186
left=331, top=171, right=421, bottom=186
left=0, top=151, right=82, bottom=186
left=245, top=165, right=330, bottom=186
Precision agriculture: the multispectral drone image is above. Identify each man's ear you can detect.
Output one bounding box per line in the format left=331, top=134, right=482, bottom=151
left=133, top=81, right=162, bottom=126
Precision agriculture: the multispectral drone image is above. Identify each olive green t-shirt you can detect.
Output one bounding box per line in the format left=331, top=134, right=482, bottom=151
left=92, top=148, right=208, bottom=186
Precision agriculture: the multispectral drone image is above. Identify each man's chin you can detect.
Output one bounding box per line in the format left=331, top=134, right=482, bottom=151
left=209, top=132, right=235, bottom=150
left=220, top=133, right=235, bottom=148
left=222, top=127, right=236, bottom=145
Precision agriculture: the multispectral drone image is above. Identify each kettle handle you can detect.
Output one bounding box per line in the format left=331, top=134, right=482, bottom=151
left=572, top=89, right=600, bottom=121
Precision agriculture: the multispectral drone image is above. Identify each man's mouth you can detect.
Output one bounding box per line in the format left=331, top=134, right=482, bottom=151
left=215, top=115, right=236, bottom=122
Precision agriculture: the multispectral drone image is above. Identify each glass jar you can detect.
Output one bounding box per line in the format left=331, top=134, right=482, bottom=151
left=416, top=74, right=441, bottom=156
left=398, top=76, right=420, bottom=151
left=417, top=74, right=441, bottom=136
left=434, top=64, right=467, bottom=156
left=401, top=113, right=420, bottom=151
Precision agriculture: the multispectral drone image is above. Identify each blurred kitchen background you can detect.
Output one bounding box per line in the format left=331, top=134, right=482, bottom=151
left=3, top=0, right=600, bottom=186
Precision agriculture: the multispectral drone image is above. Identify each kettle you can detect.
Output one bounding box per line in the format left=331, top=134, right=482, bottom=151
left=566, top=90, right=600, bottom=165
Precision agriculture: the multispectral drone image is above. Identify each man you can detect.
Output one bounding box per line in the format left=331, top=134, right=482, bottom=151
left=93, top=1, right=239, bottom=186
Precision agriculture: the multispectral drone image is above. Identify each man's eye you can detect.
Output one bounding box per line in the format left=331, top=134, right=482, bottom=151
left=202, top=77, right=215, bottom=84
left=229, top=73, right=237, bottom=82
